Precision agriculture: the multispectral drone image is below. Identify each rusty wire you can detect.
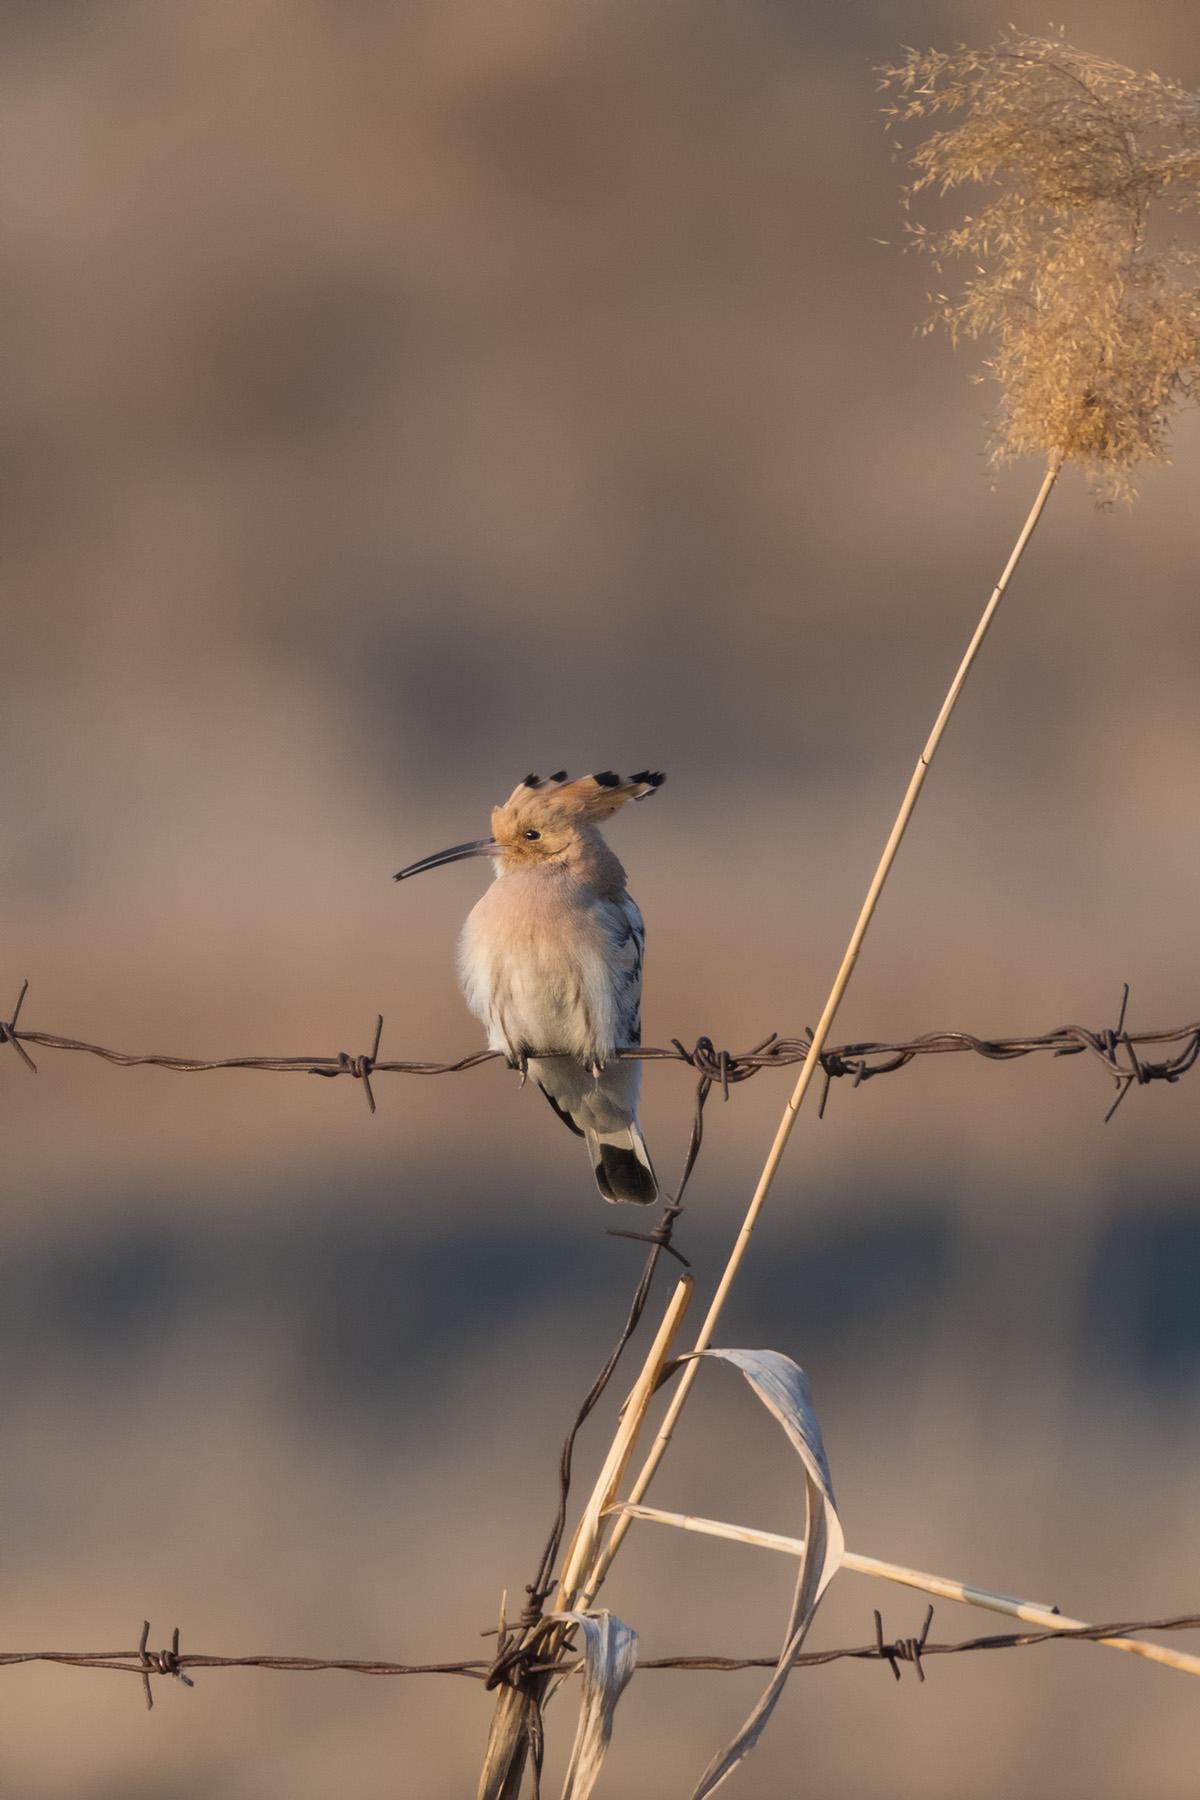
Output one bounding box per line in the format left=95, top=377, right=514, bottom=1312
left=4, top=1611, right=1198, bottom=1709
left=3, top=980, right=1197, bottom=1120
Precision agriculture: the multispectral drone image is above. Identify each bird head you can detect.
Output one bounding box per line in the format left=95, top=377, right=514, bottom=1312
left=393, top=770, right=665, bottom=882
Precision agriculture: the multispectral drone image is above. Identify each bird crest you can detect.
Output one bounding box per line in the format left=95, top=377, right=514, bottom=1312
left=496, top=770, right=665, bottom=834
left=394, top=768, right=666, bottom=886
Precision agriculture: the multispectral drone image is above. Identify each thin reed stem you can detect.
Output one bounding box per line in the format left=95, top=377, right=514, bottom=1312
left=556, top=1276, right=693, bottom=1612
left=583, top=458, right=1062, bottom=1601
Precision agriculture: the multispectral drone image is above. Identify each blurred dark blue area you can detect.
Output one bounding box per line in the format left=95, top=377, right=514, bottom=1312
left=6, top=1192, right=1198, bottom=1413
left=1080, top=1204, right=1200, bottom=1392
left=718, top=1208, right=950, bottom=1376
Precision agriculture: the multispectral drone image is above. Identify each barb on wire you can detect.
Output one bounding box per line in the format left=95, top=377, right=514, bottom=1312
left=5, top=1610, right=1198, bottom=1701
left=137, top=1621, right=193, bottom=1710
left=0, top=979, right=36, bottom=1073
left=875, top=1604, right=934, bottom=1682
left=313, top=1013, right=385, bottom=1115
left=5, top=981, right=1199, bottom=1117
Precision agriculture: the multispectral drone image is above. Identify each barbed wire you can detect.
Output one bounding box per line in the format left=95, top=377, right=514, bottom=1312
left=5, top=1610, right=1197, bottom=1709
left=7, top=973, right=1199, bottom=1777
left=3, top=980, right=1196, bottom=1120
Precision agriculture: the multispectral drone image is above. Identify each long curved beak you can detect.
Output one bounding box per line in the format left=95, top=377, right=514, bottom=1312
left=393, top=839, right=504, bottom=881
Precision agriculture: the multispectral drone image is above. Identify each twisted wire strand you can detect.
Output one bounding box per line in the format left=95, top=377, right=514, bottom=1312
left=4, top=1611, right=1197, bottom=1700
left=4, top=978, right=1197, bottom=1119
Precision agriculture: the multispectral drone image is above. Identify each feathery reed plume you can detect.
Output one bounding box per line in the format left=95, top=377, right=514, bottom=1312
left=880, top=30, right=1200, bottom=492
left=563, top=20, right=1200, bottom=1716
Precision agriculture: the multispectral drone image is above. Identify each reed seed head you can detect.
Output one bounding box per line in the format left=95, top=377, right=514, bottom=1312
left=879, top=31, right=1200, bottom=493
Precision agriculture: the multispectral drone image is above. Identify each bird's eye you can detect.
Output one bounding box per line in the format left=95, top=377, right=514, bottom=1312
left=524, top=829, right=541, bottom=841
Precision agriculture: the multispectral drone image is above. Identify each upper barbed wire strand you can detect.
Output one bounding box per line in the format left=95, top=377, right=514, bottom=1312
left=5, top=995, right=1199, bottom=1115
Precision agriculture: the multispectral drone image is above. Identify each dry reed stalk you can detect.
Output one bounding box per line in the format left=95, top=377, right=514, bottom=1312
left=582, top=28, right=1200, bottom=1614
left=555, top=1275, right=693, bottom=1612
left=609, top=1503, right=1200, bottom=1679
left=478, top=1276, right=694, bottom=1799
left=581, top=461, right=1058, bottom=1609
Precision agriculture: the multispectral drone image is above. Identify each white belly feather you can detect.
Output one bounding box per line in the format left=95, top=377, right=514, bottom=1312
left=457, top=867, right=639, bottom=1066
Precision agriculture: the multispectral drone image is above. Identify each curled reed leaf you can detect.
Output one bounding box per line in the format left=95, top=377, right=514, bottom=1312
left=686, top=1350, right=844, bottom=1800
left=880, top=31, right=1200, bottom=491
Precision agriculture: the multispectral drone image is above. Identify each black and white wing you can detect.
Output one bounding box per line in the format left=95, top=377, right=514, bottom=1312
left=610, top=891, right=645, bottom=1048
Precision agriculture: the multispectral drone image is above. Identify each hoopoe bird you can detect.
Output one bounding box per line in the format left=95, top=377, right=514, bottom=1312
left=394, top=770, right=665, bottom=1204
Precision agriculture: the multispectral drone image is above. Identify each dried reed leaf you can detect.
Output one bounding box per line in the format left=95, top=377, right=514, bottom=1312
left=613, top=1504, right=1200, bottom=1678
left=686, top=1350, right=844, bottom=1800
left=550, top=1610, right=639, bottom=1800
left=879, top=30, right=1200, bottom=492
left=609, top=1501, right=1056, bottom=1615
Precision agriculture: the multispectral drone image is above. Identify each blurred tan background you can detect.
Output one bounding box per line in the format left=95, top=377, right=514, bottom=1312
left=2, top=1, right=1199, bottom=1795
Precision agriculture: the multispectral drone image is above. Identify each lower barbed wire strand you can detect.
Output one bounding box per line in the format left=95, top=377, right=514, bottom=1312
left=3, top=1615, right=1198, bottom=1682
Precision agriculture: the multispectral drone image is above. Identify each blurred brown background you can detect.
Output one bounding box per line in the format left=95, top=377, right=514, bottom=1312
left=2, top=2, right=1199, bottom=1795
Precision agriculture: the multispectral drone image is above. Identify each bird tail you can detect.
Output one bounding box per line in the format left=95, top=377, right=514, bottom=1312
left=584, top=1119, right=657, bottom=1206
